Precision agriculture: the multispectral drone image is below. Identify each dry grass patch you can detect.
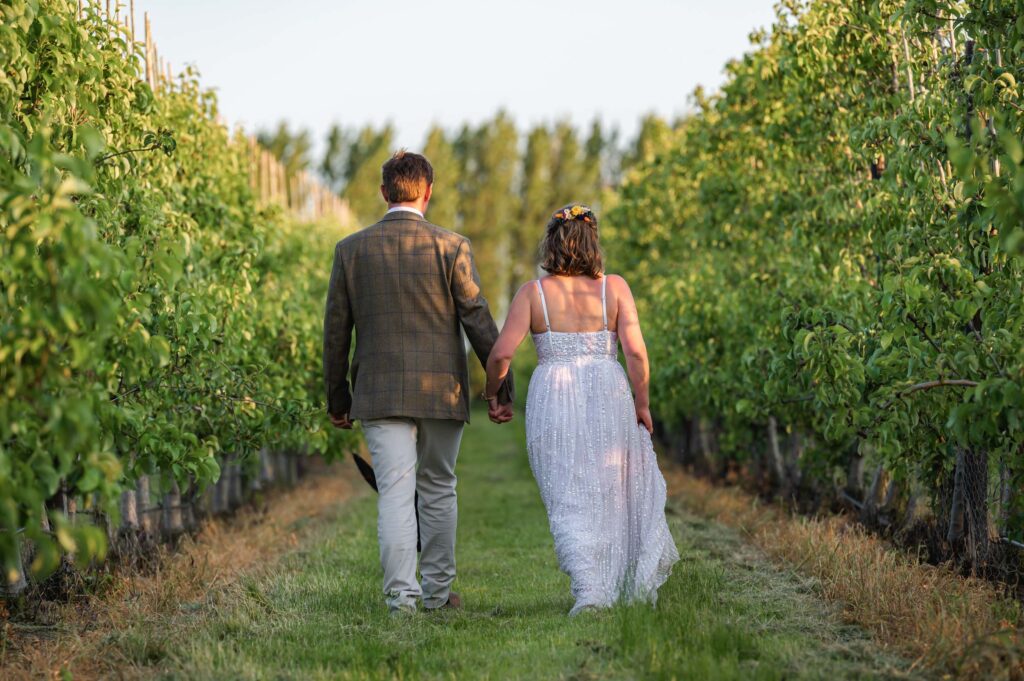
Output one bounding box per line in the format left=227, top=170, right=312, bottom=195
left=0, top=462, right=365, bottom=681
left=663, top=467, right=1024, bottom=680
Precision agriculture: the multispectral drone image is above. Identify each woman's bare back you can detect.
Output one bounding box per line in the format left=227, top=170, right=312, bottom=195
left=529, top=275, right=621, bottom=334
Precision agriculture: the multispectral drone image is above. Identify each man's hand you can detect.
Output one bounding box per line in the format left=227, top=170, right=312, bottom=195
left=329, top=412, right=353, bottom=429
left=488, top=400, right=514, bottom=424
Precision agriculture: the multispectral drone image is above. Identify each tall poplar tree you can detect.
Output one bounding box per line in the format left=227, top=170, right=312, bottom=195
left=458, top=111, right=520, bottom=314
left=516, top=125, right=554, bottom=290
left=550, top=120, right=586, bottom=207
left=421, top=125, right=460, bottom=229
left=341, top=124, right=395, bottom=225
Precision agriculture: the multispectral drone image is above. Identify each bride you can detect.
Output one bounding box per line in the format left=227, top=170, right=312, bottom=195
left=483, top=203, right=679, bottom=616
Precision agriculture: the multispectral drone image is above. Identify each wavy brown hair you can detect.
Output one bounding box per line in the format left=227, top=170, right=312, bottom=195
left=539, top=203, right=604, bottom=279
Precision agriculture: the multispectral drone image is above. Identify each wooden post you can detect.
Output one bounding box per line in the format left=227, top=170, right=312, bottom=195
left=249, top=137, right=259, bottom=191
left=266, top=154, right=273, bottom=202
left=144, top=12, right=152, bottom=87
left=136, top=474, right=153, bottom=535
left=130, top=0, right=136, bottom=45
left=263, top=152, right=270, bottom=202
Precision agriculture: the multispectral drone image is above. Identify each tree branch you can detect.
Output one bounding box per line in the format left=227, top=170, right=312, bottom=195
left=877, top=378, right=979, bottom=410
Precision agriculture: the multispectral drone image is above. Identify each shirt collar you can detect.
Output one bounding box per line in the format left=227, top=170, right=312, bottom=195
left=385, top=206, right=424, bottom=218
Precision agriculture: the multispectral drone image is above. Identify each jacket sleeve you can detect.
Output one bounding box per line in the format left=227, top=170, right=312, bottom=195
left=451, top=238, right=515, bottom=405
left=323, top=242, right=354, bottom=415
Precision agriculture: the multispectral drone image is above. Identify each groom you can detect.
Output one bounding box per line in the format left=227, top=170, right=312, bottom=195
left=323, top=150, right=514, bottom=615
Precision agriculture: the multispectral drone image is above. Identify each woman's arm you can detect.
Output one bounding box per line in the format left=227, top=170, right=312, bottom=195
left=613, top=276, right=653, bottom=432
left=485, top=283, right=533, bottom=403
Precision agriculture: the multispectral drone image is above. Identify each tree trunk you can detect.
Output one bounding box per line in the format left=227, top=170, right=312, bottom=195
left=136, top=475, right=154, bottom=535
left=692, top=417, right=722, bottom=478
left=162, top=479, right=184, bottom=538
left=861, top=464, right=884, bottom=525
left=686, top=418, right=701, bottom=471
left=4, top=538, right=28, bottom=597
left=119, top=488, right=139, bottom=534
left=901, top=492, right=918, bottom=531
left=767, top=416, right=788, bottom=495
left=228, top=456, right=244, bottom=508
left=999, top=456, right=1013, bottom=537
left=785, top=430, right=804, bottom=491
left=947, top=448, right=967, bottom=545
left=288, top=455, right=299, bottom=486
left=947, top=446, right=990, bottom=573
left=213, top=466, right=229, bottom=514
left=181, top=481, right=196, bottom=531
left=260, top=447, right=275, bottom=487
left=846, top=448, right=865, bottom=494
left=963, top=448, right=990, bottom=571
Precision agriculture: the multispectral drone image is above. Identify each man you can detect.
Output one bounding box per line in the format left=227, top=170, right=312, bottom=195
left=323, top=150, right=513, bottom=615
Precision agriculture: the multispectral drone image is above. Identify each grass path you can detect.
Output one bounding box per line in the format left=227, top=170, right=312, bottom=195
left=147, top=409, right=917, bottom=680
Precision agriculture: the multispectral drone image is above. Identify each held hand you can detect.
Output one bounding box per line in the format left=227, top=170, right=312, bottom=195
left=636, top=406, right=653, bottom=434
left=329, top=412, right=353, bottom=429
left=488, top=399, right=514, bottom=424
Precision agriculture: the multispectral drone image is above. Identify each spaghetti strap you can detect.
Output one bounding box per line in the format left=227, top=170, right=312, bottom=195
left=601, top=276, right=609, bottom=330
left=535, top=279, right=551, bottom=331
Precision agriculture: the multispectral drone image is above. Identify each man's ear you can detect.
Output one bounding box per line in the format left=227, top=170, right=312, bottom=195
left=423, top=183, right=433, bottom=204
left=380, top=184, right=389, bottom=203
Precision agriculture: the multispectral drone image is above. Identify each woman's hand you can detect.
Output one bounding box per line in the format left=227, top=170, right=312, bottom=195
left=488, top=397, right=514, bottom=424
left=636, top=405, right=653, bottom=434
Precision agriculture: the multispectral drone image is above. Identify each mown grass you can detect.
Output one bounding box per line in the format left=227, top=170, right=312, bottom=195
left=140, top=407, right=915, bottom=681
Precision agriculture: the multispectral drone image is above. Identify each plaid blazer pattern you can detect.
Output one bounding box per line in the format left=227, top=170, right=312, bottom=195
left=323, top=211, right=513, bottom=423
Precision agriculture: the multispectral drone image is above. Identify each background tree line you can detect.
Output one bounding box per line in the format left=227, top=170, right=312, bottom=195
left=258, top=113, right=679, bottom=311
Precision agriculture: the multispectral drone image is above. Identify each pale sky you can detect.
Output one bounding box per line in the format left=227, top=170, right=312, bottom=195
left=137, top=0, right=778, bottom=150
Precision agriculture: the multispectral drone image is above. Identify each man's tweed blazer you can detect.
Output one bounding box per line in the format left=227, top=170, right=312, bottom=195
left=323, top=210, right=513, bottom=423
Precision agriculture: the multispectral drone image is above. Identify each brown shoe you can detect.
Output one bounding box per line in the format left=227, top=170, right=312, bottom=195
left=428, top=592, right=462, bottom=611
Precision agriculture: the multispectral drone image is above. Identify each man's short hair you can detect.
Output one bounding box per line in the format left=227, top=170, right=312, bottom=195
left=381, top=150, right=434, bottom=202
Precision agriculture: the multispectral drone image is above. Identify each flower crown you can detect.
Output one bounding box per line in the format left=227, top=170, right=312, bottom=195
left=551, top=204, right=595, bottom=224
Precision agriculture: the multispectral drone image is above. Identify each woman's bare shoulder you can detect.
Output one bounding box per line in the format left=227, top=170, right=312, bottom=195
left=511, top=280, right=540, bottom=305
left=605, top=273, right=632, bottom=292
left=514, top=279, right=539, bottom=296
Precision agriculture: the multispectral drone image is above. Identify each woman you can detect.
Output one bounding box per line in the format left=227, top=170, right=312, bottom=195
left=484, top=203, right=678, bottom=616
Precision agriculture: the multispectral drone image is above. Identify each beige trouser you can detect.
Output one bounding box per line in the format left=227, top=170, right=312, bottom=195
left=361, top=417, right=464, bottom=611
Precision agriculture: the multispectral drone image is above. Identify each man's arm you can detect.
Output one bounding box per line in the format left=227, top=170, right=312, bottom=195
left=451, top=238, right=514, bottom=405
left=323, top=242, right=354, bottom=425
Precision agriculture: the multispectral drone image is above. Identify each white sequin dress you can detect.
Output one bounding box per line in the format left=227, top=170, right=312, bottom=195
left=525, top=277, right=679, bottom=615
